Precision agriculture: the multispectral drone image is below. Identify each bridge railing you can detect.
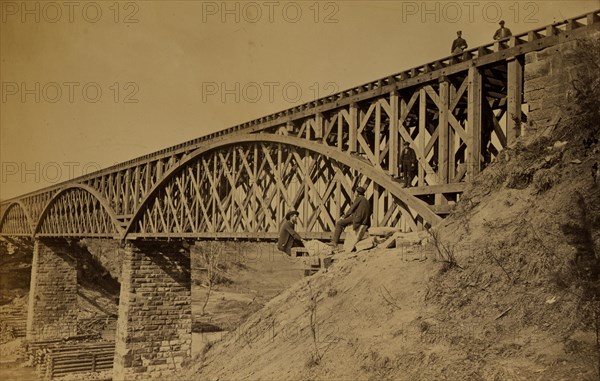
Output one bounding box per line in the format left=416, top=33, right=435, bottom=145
left=2, top=9, right=599, bottom=205
left=69, top=9, right=600, bottom=167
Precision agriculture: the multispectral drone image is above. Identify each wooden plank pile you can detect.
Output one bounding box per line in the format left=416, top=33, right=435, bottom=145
left=27, top=338, right=114, bottom=380
left=0, top=306, right=26, bottom=340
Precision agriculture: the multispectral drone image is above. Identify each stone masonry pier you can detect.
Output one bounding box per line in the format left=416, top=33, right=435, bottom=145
left=26, top=238, right=78, bottom=341
left=113, top=240, right=192, bottom=381
left=524, top=30, right=600, bottom=129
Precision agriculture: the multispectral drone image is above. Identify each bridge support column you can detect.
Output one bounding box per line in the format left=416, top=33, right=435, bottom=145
left=467, top=66, right=482, bottom=181
left=26, top=238, right=78, bottom=341
left=437, top=79, right=450, bottom=206
left=113, top=241, right=192, bottom=381
left=507, top=55, right=524, bottom=144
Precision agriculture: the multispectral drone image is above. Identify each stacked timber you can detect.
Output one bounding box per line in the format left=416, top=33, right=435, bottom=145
left=42, top=342, right=114, bottom=380
left=26, top=336, right=113, bottom=380
left=0, top=306, right=26, bottom=340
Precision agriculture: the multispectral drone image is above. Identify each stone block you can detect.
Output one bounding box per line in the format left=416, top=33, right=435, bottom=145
left=562, top=48, right=583, bottom=66
left=527, top=99, right=542, bottom=111
left=536, top=46, right=559, bottom=60
left=542, top=94, right=565, bottom=110
left=524, top=60, right=550, bottom=80
left=524, top=76, right=548, bottom=92
left=524, top=51, right=538, bottom=64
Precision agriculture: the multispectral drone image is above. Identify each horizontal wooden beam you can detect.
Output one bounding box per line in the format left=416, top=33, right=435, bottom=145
left=406, top=183, right=468, bottom=196
left=429, top=205, right=455, bottom=215
left=127, top=231, right=332, bottom=241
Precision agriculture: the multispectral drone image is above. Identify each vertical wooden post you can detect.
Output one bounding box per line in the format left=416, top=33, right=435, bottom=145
left=437, top=79, right=450, bottom=205
left=507, top=56, right=524, bottom=145
left=116, top=171, right=123, bottom=214
left=418, top=88, right=427, bottom=186
left=303, top=150, right=309, bottom=231
left=375, top=102, right=381, bottom=166
left=212, top=155, right=218, bottom=232
left=133, top=167, right=140, bottom=209
left=349, top=103, right=358, bottom=153
left=389, top=91, right=399, bottom=177
left=438, top=79, right=450, bottom=184
left=335, top=169, right=341, bottom=220
left=467, top=66, right=482, bottom=181
left=123, top=169, right=130, bottom=215
left=337, top=112, right=343, bottom=151
left=277, top=145, right=282, bottom=227
left=373, top=183, right=379, bottom=227
left=448, top=84, right=456, bottom=182
left=232, top=148, right=237, bottom=228
left=313, top=113, right=323, bottom=140
left=144, top=164, right=150, bottom=193
left=99, top=176, right=106, bottom=201
left=253, top=146, right=258, bottom=232
left=156, top=160, right=163, bottom=179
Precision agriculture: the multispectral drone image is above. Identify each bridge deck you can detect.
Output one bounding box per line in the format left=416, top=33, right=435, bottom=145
left=1, top=10, right=599, bottom=240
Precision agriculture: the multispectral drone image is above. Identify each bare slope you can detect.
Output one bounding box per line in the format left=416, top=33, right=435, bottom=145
left=188, top=47, right=600, bottom=381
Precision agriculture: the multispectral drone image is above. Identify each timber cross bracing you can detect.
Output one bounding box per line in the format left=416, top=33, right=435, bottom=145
left=1, top=10, right=599, bottom=240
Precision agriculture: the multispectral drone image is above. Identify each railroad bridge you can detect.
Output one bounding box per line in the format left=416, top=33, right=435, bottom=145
left=1, top=11, right=598, bottom=381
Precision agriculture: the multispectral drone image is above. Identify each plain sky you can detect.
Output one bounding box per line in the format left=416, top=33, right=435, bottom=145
left=1, top=0, right=598, bottom=200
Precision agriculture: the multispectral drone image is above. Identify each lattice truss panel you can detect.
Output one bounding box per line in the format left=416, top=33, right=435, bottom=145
left=271, top=66, right=507, bottom=208
left=83, top=153, right=187, bottom=221
left=130, top=142, right=421, bottom=237
left=16, top=193, right=54, bottom=226
left=0, top=203, right=32, bottom=236
left=36, top=188, right=119, bottom=237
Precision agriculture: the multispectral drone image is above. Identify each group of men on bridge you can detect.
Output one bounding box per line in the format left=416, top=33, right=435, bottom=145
left=276, top=20, right=516, bottom=256
left=451, top=20, right=513, bottom=54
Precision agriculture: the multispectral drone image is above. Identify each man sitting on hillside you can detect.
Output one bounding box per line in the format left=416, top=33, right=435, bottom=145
left=277, top=211, right=304, bottom=256
left=330, top=186, right=371, bottom=250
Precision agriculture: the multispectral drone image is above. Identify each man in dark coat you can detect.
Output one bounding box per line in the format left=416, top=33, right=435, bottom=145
left=331, top=186, right=371, bottom=247
left=277, top=211, right=303, bottom=256
left=399, top=141, right=418, bottom=187
left=493, top=20, right=512, bottom=40
left=451, top=31, right=468, bottom=54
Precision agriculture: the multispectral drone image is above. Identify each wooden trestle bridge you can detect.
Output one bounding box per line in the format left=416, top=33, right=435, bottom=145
left=2, top=11, right=599, bottom=240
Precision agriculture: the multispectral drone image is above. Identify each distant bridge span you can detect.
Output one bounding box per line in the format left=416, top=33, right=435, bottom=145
left=2, top=10, right=599, bottom=240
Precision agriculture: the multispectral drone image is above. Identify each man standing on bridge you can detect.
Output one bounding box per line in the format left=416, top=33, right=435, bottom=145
left=399, top=141, right=418, bottom=187
left=451, top=31, right=468, bottom=54
left=330, top=186, right=371, bottom=250
left=277, top=211, right=304, bottom=256
left=493, top=20, right=512, bottom=41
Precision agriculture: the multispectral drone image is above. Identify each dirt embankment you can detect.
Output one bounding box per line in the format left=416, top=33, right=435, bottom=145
left=187, top=39, right=600, bottom=381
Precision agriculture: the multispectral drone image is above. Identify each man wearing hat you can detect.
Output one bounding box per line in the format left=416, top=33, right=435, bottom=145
left=451, top=30, right=468, bottom=54
left=331, top=186, right=371, bottom=249
left=493, top=20, right=512, bottom=40
left=399, top=141, right=417, bottom=188
left=277, top=210, right=304, bottom=256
